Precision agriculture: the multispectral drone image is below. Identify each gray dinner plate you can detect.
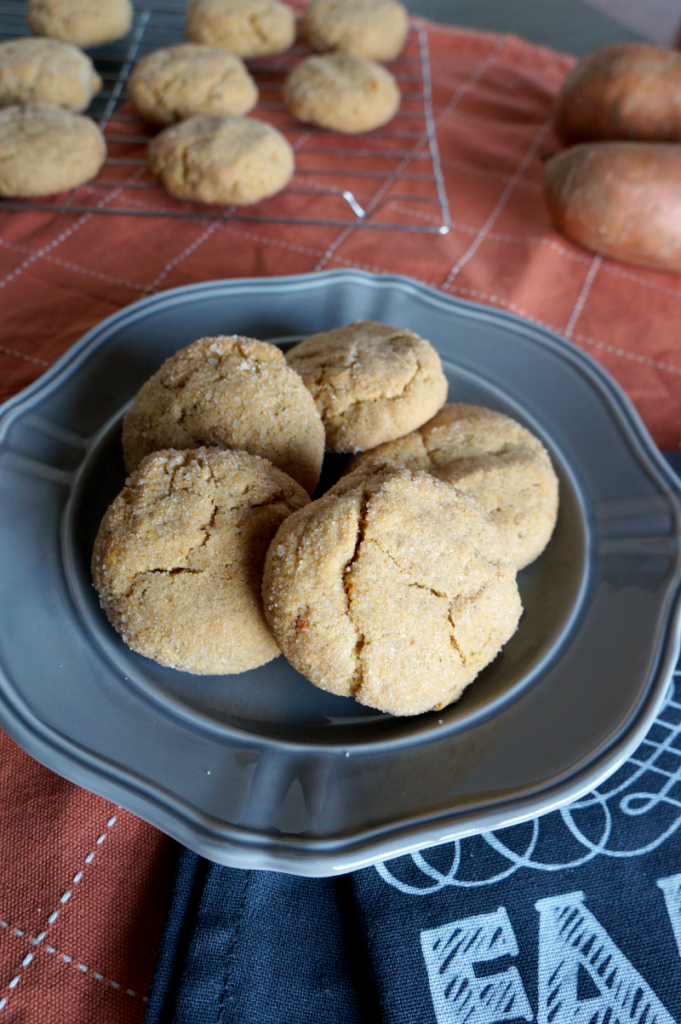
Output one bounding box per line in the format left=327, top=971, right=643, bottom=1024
left=1, top=270, right=680, bottom=876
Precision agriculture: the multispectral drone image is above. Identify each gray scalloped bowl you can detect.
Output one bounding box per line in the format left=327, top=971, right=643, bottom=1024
left=0, top=271, right=679, bottom=875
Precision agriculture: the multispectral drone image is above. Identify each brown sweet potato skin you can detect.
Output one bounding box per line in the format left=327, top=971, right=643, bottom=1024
left=543, top=142, right=681, bottom=272
left=554, top=43, right=681, bottom=146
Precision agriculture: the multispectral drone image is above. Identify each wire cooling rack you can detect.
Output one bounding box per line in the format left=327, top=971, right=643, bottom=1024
left=0, top=0, right=451, bottom=233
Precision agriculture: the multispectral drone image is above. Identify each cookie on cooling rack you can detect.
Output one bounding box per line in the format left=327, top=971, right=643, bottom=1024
left=147, top=114, right=294, bottom=205
left=185, top=0, right=296, bottom=58
left=285, top=320, right=448, bottom=452
left=345, top=404, right=560, bottom=569
left=122, top=335, right=325, bottom=495
left=127, top=44, right=258, bottom=126
left=92, top=448, right=310, bottom=675
left=263, top=465, right=522, bottom=716
left=0, top=103, right=106, bottom=197
left=0, top=37, right=102, bottom=112
left=283, top=52, right=400, bottom=134
left=302, top=0, right=409, bottom=62
left=27, top=0, right=133, bottom=48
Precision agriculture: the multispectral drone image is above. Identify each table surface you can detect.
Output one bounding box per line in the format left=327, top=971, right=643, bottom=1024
left=410, top=0, right=641, bottom=54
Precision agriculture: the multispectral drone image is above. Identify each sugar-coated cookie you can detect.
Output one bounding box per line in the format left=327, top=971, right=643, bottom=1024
left=285, top=320, right=447, bottom=452
left=147, top=114, right=294, bottom=205
left=263, top=466, right=521, bottom=716
left=0, top=37, right=101, bottom=111
left=127, top=44, right=257, bottom=125
left=122, top=335, right=325, bottom=495
left=185, top=0, right=296, bottom=58
left=345, top=404, right=559, bottom=568
left=27, top=0, right=133, bottom=48
left=0, top=103, right=106, bottom=197
left=303, top=0, right=409, bottom=62
left=92, top=448, right=310, bottom=674
left=283, top=52, right=400, bottom=133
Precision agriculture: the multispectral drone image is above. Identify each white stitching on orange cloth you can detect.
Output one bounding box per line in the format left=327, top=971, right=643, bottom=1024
left=565, top=254, right=602, bottom=339
left=147, top=221, right=221, bottom=290
left=0, top=167, right=146, bottom=294
left=0, top=911, right=147, bottom=1004
left=443, top=117, right=553, bottom=288
left=312, top=32, right=509, bottom=274
left=0, top=814, right=118, bottom=1013
left=0, top=237, right=149, bottom=294
left=0, top=346, right=50, bottom=368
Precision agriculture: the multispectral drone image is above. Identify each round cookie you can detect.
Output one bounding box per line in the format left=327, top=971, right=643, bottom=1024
left=0, top=103, right=106, bottom=197
left=345, top=404, right=559, bottom=569
left=92, top=448, right=309, bottom=674
left=185, top=0, right=296, bottom=58
left=122, top=335, right=325, bottom=495
left=263, top=466, right=522, bottom=716
left=147, top=114, right=294, bottom=205
left=283, top=52, right=400, bottom=133
left=127, top=44, right=258, bottom=126
left=303, top=0, right=409, bottom=62
left=285, top=320, right=448, bottom=453
left=27, top=0, right=133, bottom=48
left=0, top=37, right=102, bottom=112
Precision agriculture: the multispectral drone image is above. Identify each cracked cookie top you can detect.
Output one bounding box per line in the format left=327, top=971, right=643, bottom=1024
left=127, top=44, right=258, bottom=126
left=302, top=0, right=409, bottom=62
left=122, top=335, right=325, bottom=495
left=0, top=37, right=102, bottom=112
left=185, top=0, right=296, bottom=58
left=262, top=465, right=522, bottom=715
left=92, top=447, right=309, bottom=674
left=345, top=403, right=560, bottom=569
left=285, top=320, right=448, bottom=453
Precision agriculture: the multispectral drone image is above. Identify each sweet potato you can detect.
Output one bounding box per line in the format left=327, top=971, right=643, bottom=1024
left=554, top=43, right=681, bottom=146
left=543, top=142, right=681, bottom=272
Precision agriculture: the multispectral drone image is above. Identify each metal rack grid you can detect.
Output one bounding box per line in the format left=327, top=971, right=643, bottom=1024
left=0, top=1, right=451, bottom=233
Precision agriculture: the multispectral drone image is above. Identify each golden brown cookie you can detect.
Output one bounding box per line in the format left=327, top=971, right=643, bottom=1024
left=263, top=466, right=522, bottom=716
left=0, top=37, right=101, bottom=111
left=0, top=103, right=106, bottom=197
left=122, top=335, right=325, bottom=495
left=345, top=404, right=559, bottom=569
left=147, top=114, right=294, bottom=205
left=27, top=0, right=133, bottom=48
left=92, top=448, right=309, bottom=674
left=185, top=0, right=296, bottom=58
left=127, top=44, right=258, bottom=126
left=302, top=0, right=409, bottom=61
left=285, top=320, right=447, bottom=453
left=283, top=52, right=400, bottom=133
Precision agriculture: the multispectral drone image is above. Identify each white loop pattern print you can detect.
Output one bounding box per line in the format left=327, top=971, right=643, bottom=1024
left=377, top=675, right=681, bottom=895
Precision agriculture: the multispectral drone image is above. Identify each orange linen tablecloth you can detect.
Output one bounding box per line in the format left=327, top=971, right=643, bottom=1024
left=2, top=20, right=681, bottom=1023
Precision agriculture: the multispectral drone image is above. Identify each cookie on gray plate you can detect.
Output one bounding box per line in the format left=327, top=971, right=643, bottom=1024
left=92, top=448, right=310, bottom=674
left=286, top=320, right=448, bottom=452
left=263, top=465, right=522, bottom=715
left=122, top=335, right=325, bottom=495
left=345, top=404, right=559, bottom=568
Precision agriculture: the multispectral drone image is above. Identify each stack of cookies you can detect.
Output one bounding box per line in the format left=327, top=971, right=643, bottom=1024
left=0, top=0, right=137, bottom=197
left=92, top=321, right=559, bottom=717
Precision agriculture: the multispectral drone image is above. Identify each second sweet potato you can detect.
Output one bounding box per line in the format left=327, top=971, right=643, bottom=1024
left=543, top=142, right=681, bottom=273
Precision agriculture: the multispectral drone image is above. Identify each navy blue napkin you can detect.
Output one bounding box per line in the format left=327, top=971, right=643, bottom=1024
left=145, top=456, right=681, bottom=1024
